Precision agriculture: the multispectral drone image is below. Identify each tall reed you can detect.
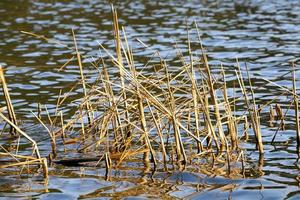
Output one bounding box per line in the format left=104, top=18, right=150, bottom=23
left=0, top=66, right=17, bottom=135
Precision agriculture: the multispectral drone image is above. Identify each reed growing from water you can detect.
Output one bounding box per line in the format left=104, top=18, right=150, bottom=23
left=0, top=66, right=17, bottom=135
left=291, top=62, right=300, bottom=155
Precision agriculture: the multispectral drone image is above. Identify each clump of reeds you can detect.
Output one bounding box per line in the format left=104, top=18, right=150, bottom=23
left=27, top=6, right=268, bottom=174
left=0, top=66, right=48, bottom=179
left=2, top=5, right=300, bottom=179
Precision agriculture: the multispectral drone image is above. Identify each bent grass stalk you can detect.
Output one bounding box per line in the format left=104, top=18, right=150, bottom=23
left=0, top=67, right=48, bottom=178
left=0, top=110, right=48, bottom=178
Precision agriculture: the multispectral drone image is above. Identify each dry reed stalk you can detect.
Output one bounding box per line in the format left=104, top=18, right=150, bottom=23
left=199, top=42, right=226, bottom=150
left=244, top=63, right=263, bottom=154
left=72, top=29, right=93, bottom=125
left=195, top=23, right=226, bottom=150
left=221, top=64, right=238, bottom=149
left=243, top=116, right=249, bottom=140
left=131, top=65, right=157, bottom=166
left=111, top=5, right=130, bottom=138
left=79, top=107, right=86, bottom=142
left=226, top=147, right=231, bottom=175
left=269, top=105, right=275, bottom=127
left=201, top=84, right=220, bottom=151
left=187, top=103, right=192, bottom=131
left=32, top=112, right=57, bottom=158
left=291, top=62, right=300, bottom=154
left=240, top=150, right=246, bottom=178
left=203, top=112, right=212, bottom=148
left=186, top=24, right=202, bottom=153
left=164, top=61, right=187, bottom=164
left=37, top=102, right=42, bottom=119
left=0, top=157, right=47, bottom=168
left=262, top=77, right=300, bottom=98
left=105, top=152, right=112, bottom=180
left=0, top=66, right=17, bottom=135
left=60, top=111, right=66, bottom=143
left=235, top=61, right=263, bottom=154
left=147, top=101, right=167, bottom=166
left=258, top=154, right=264, bottom=176
left=101, top=61, right=125, bottom=148
left=55, top=89, right=63, bottom=116
left=0, top=152, right=36, bottom=161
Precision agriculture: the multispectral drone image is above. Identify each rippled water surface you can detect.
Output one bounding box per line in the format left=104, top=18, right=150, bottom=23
left=0, top=0, right=300, bottom=199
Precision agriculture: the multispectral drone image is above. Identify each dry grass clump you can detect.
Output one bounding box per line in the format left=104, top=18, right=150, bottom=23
left=36, top=6, right=267, bottom=174
left=1, top=5, right=299, bottom=180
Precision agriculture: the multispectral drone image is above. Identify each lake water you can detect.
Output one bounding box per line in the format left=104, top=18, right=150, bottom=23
left=0, top=0, right=300, bottom=199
